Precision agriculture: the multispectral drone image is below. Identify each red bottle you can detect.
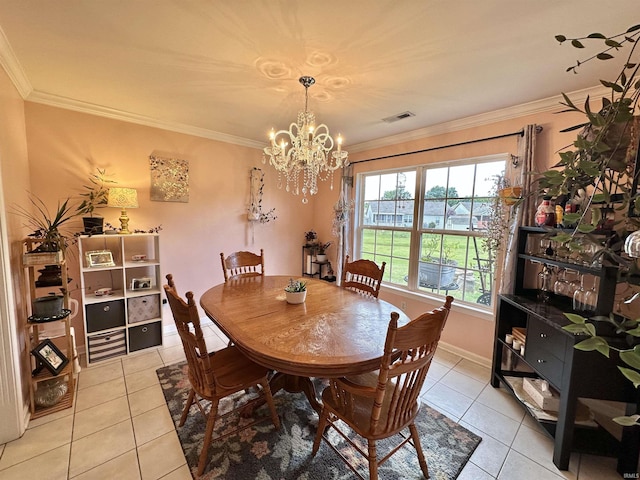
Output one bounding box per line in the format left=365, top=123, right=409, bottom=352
left=535, top=197, right=555, bottom=227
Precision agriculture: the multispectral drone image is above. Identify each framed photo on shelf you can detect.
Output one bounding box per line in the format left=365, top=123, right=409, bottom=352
left=86, top=250, right=115, bottom=268
left=131, top=277, right=152, bottom=290
left=31, top=339, right=68, bottom=375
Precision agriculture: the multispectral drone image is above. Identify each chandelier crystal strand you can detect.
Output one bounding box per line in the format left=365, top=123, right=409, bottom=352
left=263, top=76, right=348, bottom=203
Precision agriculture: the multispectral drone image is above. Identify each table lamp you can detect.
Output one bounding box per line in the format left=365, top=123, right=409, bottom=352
left=107, top=187, right=138, bottom=234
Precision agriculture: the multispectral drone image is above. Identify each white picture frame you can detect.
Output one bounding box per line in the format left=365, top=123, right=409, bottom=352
left=86, top=250, right=115, bottom=268
left=131, top=277, right=152, bottom=290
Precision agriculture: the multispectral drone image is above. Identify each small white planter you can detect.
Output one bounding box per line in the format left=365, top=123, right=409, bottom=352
left=285, top=290, right=307, bottom=304
left=315, top=254, right=327, bottom=263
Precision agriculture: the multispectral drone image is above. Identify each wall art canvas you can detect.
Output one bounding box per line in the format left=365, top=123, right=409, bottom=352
left=149, top=155, right=189, bottom=202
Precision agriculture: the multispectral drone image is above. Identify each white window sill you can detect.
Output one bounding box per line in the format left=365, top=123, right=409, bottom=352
left=380, top=283, right=496, bottom=322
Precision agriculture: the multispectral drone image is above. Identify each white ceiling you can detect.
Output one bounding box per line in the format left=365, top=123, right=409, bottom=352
left=0, top=1, right=637, bottom=151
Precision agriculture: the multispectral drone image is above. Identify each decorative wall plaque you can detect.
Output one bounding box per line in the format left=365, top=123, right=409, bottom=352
left=149, top=155, right=189, bottom=203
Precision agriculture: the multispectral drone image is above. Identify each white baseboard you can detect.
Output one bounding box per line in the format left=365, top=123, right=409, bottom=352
left=437, top=341, right=492, bottom=369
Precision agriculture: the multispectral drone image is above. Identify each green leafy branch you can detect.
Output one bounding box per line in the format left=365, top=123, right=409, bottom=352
left=563, top=312, right=640, bottom=426
left=539, top=24, right=640, bottom=240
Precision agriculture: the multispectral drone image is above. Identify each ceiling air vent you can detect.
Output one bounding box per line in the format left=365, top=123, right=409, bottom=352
left=382, top=111, right=415, bottom=123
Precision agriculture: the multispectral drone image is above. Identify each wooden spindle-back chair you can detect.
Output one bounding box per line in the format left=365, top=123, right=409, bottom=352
left=312, top=296, right=453, bottom=480
left=164, top=273, right=280, bottom=476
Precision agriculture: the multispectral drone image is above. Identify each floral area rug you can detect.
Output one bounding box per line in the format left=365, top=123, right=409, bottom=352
left=157, top=362, right=481, bottom=479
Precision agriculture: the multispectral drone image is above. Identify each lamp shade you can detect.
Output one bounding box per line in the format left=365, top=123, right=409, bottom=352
left=107, top=188, right=138, bottom=208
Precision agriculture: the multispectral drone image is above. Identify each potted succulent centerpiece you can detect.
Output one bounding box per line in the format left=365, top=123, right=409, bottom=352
left=77, top=168, right=116, bottom=234
left=284, top=278, right=307, bottom=304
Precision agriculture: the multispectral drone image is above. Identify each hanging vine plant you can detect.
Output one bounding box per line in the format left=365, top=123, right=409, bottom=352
left=248, top=167, right=276, bottom=224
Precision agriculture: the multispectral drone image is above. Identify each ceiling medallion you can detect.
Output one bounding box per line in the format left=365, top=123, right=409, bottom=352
left=263, top=76, right=349, bottom=204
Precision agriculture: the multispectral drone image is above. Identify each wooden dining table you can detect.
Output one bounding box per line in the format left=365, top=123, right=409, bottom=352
left=199, top=275, right=410, bottom=412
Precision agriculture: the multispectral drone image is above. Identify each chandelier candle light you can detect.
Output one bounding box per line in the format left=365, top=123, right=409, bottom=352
left=263, top=76, right=349, bottom=203
left=107, top=187, right=138, bottom=234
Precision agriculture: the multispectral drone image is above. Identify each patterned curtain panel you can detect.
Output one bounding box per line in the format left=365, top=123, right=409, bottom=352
left=499, top=124, right=538, bottom=295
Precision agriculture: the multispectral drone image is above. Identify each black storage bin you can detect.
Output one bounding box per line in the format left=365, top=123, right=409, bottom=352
left=128, top=321, right=162, bottom=352
left=86, top=299, right=126, bottom=333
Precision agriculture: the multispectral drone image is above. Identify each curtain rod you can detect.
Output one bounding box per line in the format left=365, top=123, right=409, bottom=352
left=350, top=127, right=539, bottom=165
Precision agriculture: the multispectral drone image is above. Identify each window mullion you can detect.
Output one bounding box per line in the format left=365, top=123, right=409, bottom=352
left=407, top=166, right=425, bottom=289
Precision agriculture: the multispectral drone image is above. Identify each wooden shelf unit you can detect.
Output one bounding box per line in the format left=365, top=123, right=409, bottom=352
left=23, top=239, right=75, bottom=419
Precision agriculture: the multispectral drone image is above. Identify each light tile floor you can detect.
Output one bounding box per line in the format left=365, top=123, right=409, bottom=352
left=0, top=321, right=632, bottom=479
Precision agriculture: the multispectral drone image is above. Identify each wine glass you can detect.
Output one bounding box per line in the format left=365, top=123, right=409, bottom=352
left=553, top=269, right=569, bottom=297
left=573, top=274, right=588, bottom=312
left=582, top=278, right=598, bottom=313
left=566, top=270, right=581, bottom=299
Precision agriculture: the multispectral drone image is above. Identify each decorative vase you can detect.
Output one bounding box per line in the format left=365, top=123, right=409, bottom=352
left=35, top=264, right=63, bottom=287
left=316, top=254, right=328, bottom=263
left=625, top=230, right=640, bottom=258
left=34, top=378, right=68, bottom=407
left=285, top=290, right=307, bottom=304
left=32, top=294, right=64, bottom=318
left=82, top=216, right=104, bottom=234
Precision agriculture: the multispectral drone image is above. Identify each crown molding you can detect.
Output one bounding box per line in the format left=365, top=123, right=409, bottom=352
left=26, top=84, right=608, bottom=153
left=0, top=26, right=32, bottom=98
left=26, top=90, right=264, bottom=149
left=348, top=85, right=609, bottom=153
left=1, top=17, right=609, bottom=154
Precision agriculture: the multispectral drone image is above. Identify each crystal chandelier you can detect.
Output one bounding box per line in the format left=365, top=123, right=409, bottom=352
left=263, top=76, right=349, bottom=203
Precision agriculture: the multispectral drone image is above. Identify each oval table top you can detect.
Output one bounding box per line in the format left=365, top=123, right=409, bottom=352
left=199, top=275, right=410, bottom=378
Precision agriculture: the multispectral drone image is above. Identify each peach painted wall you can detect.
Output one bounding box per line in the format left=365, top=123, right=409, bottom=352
left=23, top=103, right=323, bottom=349
left=312, top=108, right=585, bottom=363
left=22, top=98, right=587, bottom=364
left=0, top=66, right=32, bottom=440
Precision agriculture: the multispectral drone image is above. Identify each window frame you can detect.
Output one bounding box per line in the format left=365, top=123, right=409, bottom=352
left=354, top=154, right=508, bottom=310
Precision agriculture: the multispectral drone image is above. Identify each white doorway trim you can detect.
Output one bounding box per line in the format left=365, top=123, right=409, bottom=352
left=0, top=162, right=27, bottom=443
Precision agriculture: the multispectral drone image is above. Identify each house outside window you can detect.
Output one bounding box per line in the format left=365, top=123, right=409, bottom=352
left=355, top=155, right=507, bottom=309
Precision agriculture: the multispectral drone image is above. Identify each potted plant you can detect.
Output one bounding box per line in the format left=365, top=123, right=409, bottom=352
left=315, top=241, right=332, bottom=263
left=77, top=168, right=116, bottom=234
left=538, top=23, right=640, bottom=427
left=15, top=194, right=78, bottom=265
left=304, top=230, right=318, bottom=246
left=284, top=278, right=307, bottom=304
left=418, top=235, right=457, bottom=288
left=539, top=24, right=640, bottom=250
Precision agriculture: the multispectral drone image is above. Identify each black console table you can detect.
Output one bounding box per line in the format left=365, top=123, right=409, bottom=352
left=492, top=227, right=639, bottom=476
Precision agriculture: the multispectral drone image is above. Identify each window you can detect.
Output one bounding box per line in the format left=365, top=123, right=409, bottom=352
left=356, top=155, right=506, bottom=309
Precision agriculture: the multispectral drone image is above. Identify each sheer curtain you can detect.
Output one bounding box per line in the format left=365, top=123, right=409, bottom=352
left=334, top=165, right=353, bottom=286
left=499, top=124, right=539, bottom=295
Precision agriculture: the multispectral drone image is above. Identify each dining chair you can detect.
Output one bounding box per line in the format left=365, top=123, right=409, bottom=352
left=163, top=273, right=280, bottom=476
left=220, top=248, right=265, bottom=282
left=312, top=296, right=453, bottom=480
left=341, top=255, right=386, bottom=298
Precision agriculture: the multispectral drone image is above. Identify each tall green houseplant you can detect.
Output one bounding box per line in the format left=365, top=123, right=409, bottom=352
left=539, top=23, right=640, bottom=427
left=77, top=168, right=116, bottom=234
left=15, top=194, right=77, bottom=254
